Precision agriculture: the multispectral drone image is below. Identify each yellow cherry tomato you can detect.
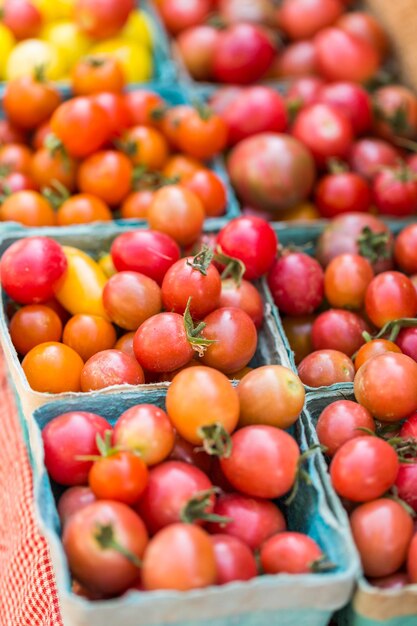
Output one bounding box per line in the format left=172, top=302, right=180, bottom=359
left=55, top=246, right=109, bottom=319
left=121, top=10, right=153, bottom=49
left=98, top=253, right=117, bottom=278
left=33, top=0, right=75, bottom=22
left=91, top=39, right=153, bottom=83
left=0, top=24, right=15, bottom=80
left=279, top=202, right=321, bottom=222
left=6, top=39, right=66, bottom=80
left=41, top=21, right=92, bottom=72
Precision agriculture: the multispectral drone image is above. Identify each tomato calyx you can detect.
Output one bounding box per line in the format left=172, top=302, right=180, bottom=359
left=183, top=297, right=216, bottom=356
left=33, top=64, right=47, bottom=84
left=327, top=158, right=349, bottom=175
left=180, top=487, right=232, bottom=525
left=197, top=423, right=233, bottom=458
left=309, top=555, right=336, bottom=573
left=132, top=165, right=179, bottom=191
left=94, top=523, right=142, bottom=568
left=187, top=245, right=215, bottom=276
left=366, top=317, right=417, bottom=343
left=285, top=444, right=325, bottom=505
left=193, top=101, right=214, bottom=122
left=44, top=134, right=73, bottom=173
left=84, top=55, right=107, bottom=68
left=76, top=430, right=125, bottom=462
left=214, top=245, right=246, bottom=286
left=374, top=102, right=412, bottom=137
left=42, top=180, right=71, bottom=210
left=357, top=226, right=391, bottom=265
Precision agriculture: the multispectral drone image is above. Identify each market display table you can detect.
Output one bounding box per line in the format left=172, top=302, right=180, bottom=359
left=0, top=349, right=63, bottom=626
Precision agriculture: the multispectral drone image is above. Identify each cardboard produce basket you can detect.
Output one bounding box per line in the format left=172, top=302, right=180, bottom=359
left=305, top=388, right=417, bottom=626
left=25, top=386, right=359, bottom=626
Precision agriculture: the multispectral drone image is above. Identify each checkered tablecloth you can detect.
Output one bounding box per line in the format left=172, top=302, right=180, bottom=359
left=0, top=353, right=63, bottom=626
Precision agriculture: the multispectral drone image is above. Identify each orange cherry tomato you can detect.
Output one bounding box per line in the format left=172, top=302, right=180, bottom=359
left=120, top=190, right=155, bottom=219
left=124, top=90, right=166, bottom=127
left=122, top=125, right=170, bottom=170
left=162, top=154, right=204, bottom=182
left=22, top=342, right=84, bottom=392
left=176, top=109, right=228, bottom=160
left=77, top=150, right=133, bottom=206
left=0, top=190, right=56, bottom=226
left=57, top=194, right=113, bottom=226
left=72, top=55, right=125, bottom=95
left=280, top=202, right=321, bottom=221
left=114, top=331, right=135, bottom=358
left=0, top=144, right=32, bottom=174
left=62, top=314, right=117, bottom=362
left=9, top=304, right=62, bottom=355
left=3, top=74, right=61, bottom=130
left=148, top=185, right=204, bottom=246
left=324, top=254, right=374, bottom=310
left=89, top=451, right=149, bottom=505
left=161, top=105, right=193, bottom=148
left=183, top=169, right=227, bottom=217
left=354, top=339, right=402, bottom=371
left=30, top=147, right=78, bottom=191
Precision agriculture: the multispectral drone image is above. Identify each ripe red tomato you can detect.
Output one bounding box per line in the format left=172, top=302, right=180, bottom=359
left=285, top=76, right=325, bottom=107
left=351, top=499, right=413, bottom=577
left=218, top=279, right=263, bottom=328
left=261, top=532, right=323, bottom=574
left=298, top=349, right=355, bottom=387
left=0, top=237, right=67, bottom=304
left=349, top=138, right=400, bottom=181
left=0, top=171, right=36, bottom=194
left=124, top=90, right=165, bottom=127
left=292, top=103, right=354, bottom=168
left=58, top=486, right=96, bottom=527
left=324, top=253, right=374, bottom=311
left=111, top=230, right=180, bottom=286
left=337, top=11, right=389, bottom=59
left=268, top=252, right=324, bottom=316
left=148, top=185, right=205, bottom=247
left=0, top=120, right=26, bottom=145
left=212, top=23, right=276, bottom=84
left=394, top=224, right=417, bottom=274
left=317, top=82, right=373, bottom=135
left=395, top=463, right=417, bottom=513
left=354, top=339, right=402, bottom=371
left=63, top=501, right=148, bottom=595
left=177, top=25, right=220, bottom=81
left=201, top=307, right=257, bottom=374
left=183, top=170, right=227, bottom=218
left=4, top=76, right=61, bottom=130
left=373, top=166, right=417, bottom=217
left=316, top=400, right=375, bottom=456
left=161, top=256, right=221, bottom=318
left=159, top=0, right=213, bottom=34
left=315, top=171, right=371, bottom=218
left=217, top=216, right=278, bottom=280
left=77, top=150, right=132, bottom=206
left=113, top=404, right=175, bottom=467
left=91, top=92, right=131, bottom=138
left=315, top=27, right=381, bottom=83
left=136, top=460, right=214, bottom=533
left=218, top=0, right=276, bottom=25
left=75, top=0, right=134, bottom=38
left=50, top=98, right=111, bottom=158
left=272, top=41, right=318, bottom=78
left=206, top=493, right=286, bottom=550
left=220, top=86, right=288, bottom=146
left=0, top=143, right=32, bottom=174
left=2, top=0, right=42, bottom=39
left=373, top=85, right=417, bottom=141
left=142, top=524, right=217, bottom=591
left=89, top=451, right=148, bottom=505
left=278, top=0, right=343, bottom=40
left=9, top=304, right=62, bottom=355
left=365, top=271, right=417, bottom=328
left=312, top=309, right=368, bottom=356
left=103, top=271, right=161, bottom=331
left=221, top=425, right=300, bottom=499
left=80, top=349, right=145, bottom=391
left=42, top=411, right=112, bottom=485
left=211, top=535, right=257, bottom=584
left=354, top=353, right=417, bottom=422
left=395, top=328, right=417, bottom=363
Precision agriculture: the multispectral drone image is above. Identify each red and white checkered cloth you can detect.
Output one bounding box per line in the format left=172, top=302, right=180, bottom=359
left=0, top=352, right=63, bottom=626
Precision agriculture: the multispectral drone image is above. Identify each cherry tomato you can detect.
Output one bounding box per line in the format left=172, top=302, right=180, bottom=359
left=285, top=76, right=325, bottom=108
left=217, top=216, right=278, bottom=280
left=103, top=271, right=161, bottom=331
left=75, top=0, right=135, bottom=38
left=77, top=150, right=132, bottom=206
left=72, top=55, right=125, bottom=95
left=136, top=460, right=214, bottom=533
left=50, top=97, right=111, bottom=158
left=221, top=425, right=300, bottom=499
left=142, top=524, right=216, bottom=591
left=0, top=143, right=32, bottom=174
left=30, top=147, right=77, bottom=192
left=183, top=170, right=227, bottom=217
left=58, top=486, right=96, bottom=526
left=124, top=90, right=165, bottom=127
left=282, top=315, right=315, bottom=365
left=337, top=11, right=389, bottom=58
left=394, top=224, right=417, bottom=274
left=373, top=85, right=417, bottom=141
left=111, top=230, right=180, bottom=286
left=207, top=493, right=286, bottom=550
left=177, top=25, right=219, bottom=81
left=0, top=119, right=26, bottom=145
left=91, top=91, right=131, bottom=138
left=176, top=109, right=228, bottom=161
left=169, top=433, right=212, bottom=475
left=22, top=342, right=84, bottom=392
left=373, top=166, right=417, bottom=217
left=261, top=532, right=323, bottom=574
left=63, top=501, right=147, bottom=595
left=81, top=349, right=145, bottom=391
left=113, top=332, right=135, bottom=358
left=298, top=349, right=355, bottom=387
left=351, top=499, right=413, bottom=577
left=120, top=190, right=154, bottom=219
left=121, top=125, right=169, bottom=170
left=324, top=253, right=374, bottom=309
left=9, top=304, right=62, bottom=355
left=315, top=171, right=371, bottom=218
left=113, top=404, right=175, bottom=467
left=395, top=328, right=417, bottom=363
left=89, top=451, right=148, bottom=505
left=312, top=309, right=368, bottom=356
left=0, top=189, right=56, bottom=227
left=166, top=366, right=240, bottom=444
left=237, top=365, right=305, bottom=430
left=133, top=312, right=194, bottom=373
left=211, top=534, right=257, bottom=584
left=218, top=278, right=263, bottom=328
left=4, top=75, right=61, bottom=130
left=0, top=171, right=36, bottom=194
left=159, top=0, right=213, bottom=34
left=148, top=185, right=204, bottom=247
left=354, top=339, right=402, bottom=371
left=316, top=400, right=375, bottom=456
left=355, top=353, right=417, bottom=422
left=271, top=40, right=318, bottom=78
left=57, top=194, right=112, bottom=226
left=62, top=314, right=116, bottom=362
left=278, top=0, right=344, bottom=40
left=0, top=236, right=67, bottom=304
left=317, top=81, right=373, bottom=135
left=268, top=252, right=324, bottom=315
left=2, top=0, right=42, bottom=40
left=43, top=411, right=112, bottom=485
left=395, top=463, right=417, bottom=513
left=349, top=138, right=400, bottom=181
left=365, top=271, right=417, bottom=328
left=163, top=154, right=204, bottom=181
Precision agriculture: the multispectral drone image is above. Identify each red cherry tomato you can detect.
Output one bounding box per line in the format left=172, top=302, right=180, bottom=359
left=298, top=349, right=355, bottom=387
left=349, top=138, right=401, bottom=181
left=408, top=532, right=417, bottom=583
left=317, top=82, right=373, bottom=135
left=89, top=451, right=149, bottom=505
left=261, top=532, right=324, bottom=574
left=315, top=171, right=371, bottom=218
left=211, top=534, right=258, bottom=584
left=75, top=0, right=134, bottom=38
left=312, top=309, right=368, bottom=356
left=80, top=349, right=145, bottom=391
left=268, top=252, right=324, bottom=316
left=159, top=0, right=213, bottom=34
left=316, top=400, right=375, bottom=456
left=103, top=271, right=162, bottom=331
left=394, top=224, right=417, bottom=274
left=278, top=0, right=344, bottom=40
left=373, top=166, right=417, bottom=217
left=365, top=271, right=417, bottom=328
left=58, top=486, right=96, bottom=526
left=218, top=278, right=264, bottom=328
left=324, top=253, right=374, bottom=310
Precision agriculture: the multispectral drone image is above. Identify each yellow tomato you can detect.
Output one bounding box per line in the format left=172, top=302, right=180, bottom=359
left=98, top=253, right=117, bottom=278
left=121, top=10, right=153, bottom=49
left=0, top=24, right=15, bottom=80
left=279, top=202, right=321, bottom=222
left=55, top=246, right=109, bottom=319
left=91, top=39, right=153, bottom=83
left=41, top=21, right=92, bottom=72
left=33, top=0, right=75, bottom=21
left=6, top=39, right=66, bottom=80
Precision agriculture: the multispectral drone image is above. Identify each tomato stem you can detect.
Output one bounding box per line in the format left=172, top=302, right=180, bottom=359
left=94, top=524, right=142, bottom=568
left=214, top=246, right=246, bottom=287
left=183, top=297, right=216, bottom=356
left=367, top=317, right=417, bottom=343
left=187, top=245, right=215, bottom=276
left=197, top=423, right=232, bottom=458
left=357, top=226, right=391, bottom=265
left=310, top=555, right=336, bottom=573
left=180, top=488, right=233, bottom=525
left=132, top=165, right=179, bottom=190
left=42, top=180, right=70, bottom=210
left=285, top=444, right=324, bottom=505
left=386, top=487, right=416, bottom=517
